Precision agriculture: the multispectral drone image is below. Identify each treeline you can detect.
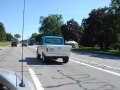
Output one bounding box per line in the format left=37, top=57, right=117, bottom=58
left=0, top=22, right=21, bottom=42
left=0, top=22, right=13, bottom=41
left=31, top=0, right=120, bottom=50
left=81, top=0, right=120, bottom=50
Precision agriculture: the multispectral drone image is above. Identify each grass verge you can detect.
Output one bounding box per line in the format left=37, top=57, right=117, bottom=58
left=0, top=41, right=11, bottom=46
left=72, top=47, right=120, bottom=56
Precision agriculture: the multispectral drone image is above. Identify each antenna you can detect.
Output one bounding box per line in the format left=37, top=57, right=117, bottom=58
left=19, top=0, right=25, bottom=87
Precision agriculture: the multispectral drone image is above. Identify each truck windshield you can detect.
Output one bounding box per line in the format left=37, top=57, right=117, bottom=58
left=45, top=38, right=63, bottom=45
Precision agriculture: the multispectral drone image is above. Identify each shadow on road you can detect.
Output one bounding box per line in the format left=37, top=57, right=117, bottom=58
left=19, top=57, right=63, bottom=65
left=72, top=51, right=120, bottom=60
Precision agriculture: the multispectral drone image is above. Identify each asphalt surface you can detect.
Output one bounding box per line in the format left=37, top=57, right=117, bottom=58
left=0, top=45, right=120, bottom=90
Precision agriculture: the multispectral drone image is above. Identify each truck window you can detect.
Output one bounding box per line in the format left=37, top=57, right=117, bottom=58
left=45, top=38, right=63, bottom=45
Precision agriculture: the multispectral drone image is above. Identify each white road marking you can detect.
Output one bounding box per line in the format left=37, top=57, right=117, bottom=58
left=71, top=57, right=120, bottom=70
left=28, top=46, right=37, bottom=50
left=29, top=46, right=120, bottom=76
left=70, top=59, right=120, bottom=77
left=29, top=68, right=44, bottom=90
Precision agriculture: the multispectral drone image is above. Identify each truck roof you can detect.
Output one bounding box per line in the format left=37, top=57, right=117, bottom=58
left=42, top=36, right=63, bottom=39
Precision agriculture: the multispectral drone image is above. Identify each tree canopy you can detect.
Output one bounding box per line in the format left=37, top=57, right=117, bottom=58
left=110, top=0, right=120, bottom=44
left=0, top=22, right=6, bottom=41
left=111, top=0, right=120, bottom=14
left=31, top=33, right=38, bottom=38
left=39, top=14, right=63, bottom=36
left=61, top=19, right=83, bottom=42
left=14, top=34, right=21, bottom=39
left=81, top=8, right=113, bottom=49
left=6, top=33, right=13, bottom=41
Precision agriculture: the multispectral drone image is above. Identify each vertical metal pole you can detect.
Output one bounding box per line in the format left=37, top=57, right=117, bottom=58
left=19, top=0, right=25, bottom=87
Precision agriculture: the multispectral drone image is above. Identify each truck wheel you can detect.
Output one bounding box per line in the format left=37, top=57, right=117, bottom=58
left=42, top=54, right=47, bottom=63
left=37, top=50, right=40, bottom=59
left=63, top=57, right=69, bottom=63
left=37, top=53, right=40, bottom=59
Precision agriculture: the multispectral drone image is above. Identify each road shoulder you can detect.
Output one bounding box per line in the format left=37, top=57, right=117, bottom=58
left=0, top=46, right=10, bottom=51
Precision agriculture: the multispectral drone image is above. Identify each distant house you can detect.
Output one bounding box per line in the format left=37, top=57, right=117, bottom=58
left=65, top=41, right=78, bottom=48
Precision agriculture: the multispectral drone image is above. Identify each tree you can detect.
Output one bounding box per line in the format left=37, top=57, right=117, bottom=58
left=111, top=0, right=120, bottom=14
left=81, top=8, right=114, bottom=49
left=6, top=33, right=13, bottom=41
left=110, top=0, right=120, bottom=33
left=31, top=33, right=38, bottom=38
left=110, top=0, right=120, bottom=44
left=31, top=33, right=38, bottom=43
left=0, top=22, right=6, bottom=41
left=39, top=14, right=63, bottom=36
left=35, top=34, right=43, bottom=43
left=14, top=34, right=21, bottom=39
left=61, top=19, right=83, bottom=43
left=30, top=33, right=43, bottom=43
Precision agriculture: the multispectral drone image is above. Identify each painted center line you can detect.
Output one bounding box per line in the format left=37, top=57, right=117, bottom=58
left=70, top=59, right=120, bottom=77
left=29, top=68, right=44, bottom=90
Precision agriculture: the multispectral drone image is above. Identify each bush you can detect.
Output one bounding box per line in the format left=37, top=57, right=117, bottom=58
left=113, top=43, right=120, bottom=50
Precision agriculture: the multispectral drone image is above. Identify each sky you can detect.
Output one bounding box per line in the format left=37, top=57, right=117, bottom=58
left=0, top=0, right=111, bottom=39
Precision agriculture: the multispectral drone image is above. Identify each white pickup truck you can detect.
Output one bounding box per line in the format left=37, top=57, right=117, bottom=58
left=37, top=36, right=71, bottom=63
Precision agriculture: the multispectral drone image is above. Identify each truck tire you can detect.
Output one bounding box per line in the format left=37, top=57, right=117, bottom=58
left=42, top=53, right=48, bottom=63
left=63, top=57, right=69, bottom=63
left=37, top=50, right=40, bottom=59
left=37, top=53, right=40, bottom=59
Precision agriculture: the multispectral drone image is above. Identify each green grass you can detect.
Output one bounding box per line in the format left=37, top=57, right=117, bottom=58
left=0, top=41, right=11, bottom=46
left=72, top=47, right=120, bottom=56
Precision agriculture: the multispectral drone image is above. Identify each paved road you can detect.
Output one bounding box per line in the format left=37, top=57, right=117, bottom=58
left=0, top=45, right=120, bottom=90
